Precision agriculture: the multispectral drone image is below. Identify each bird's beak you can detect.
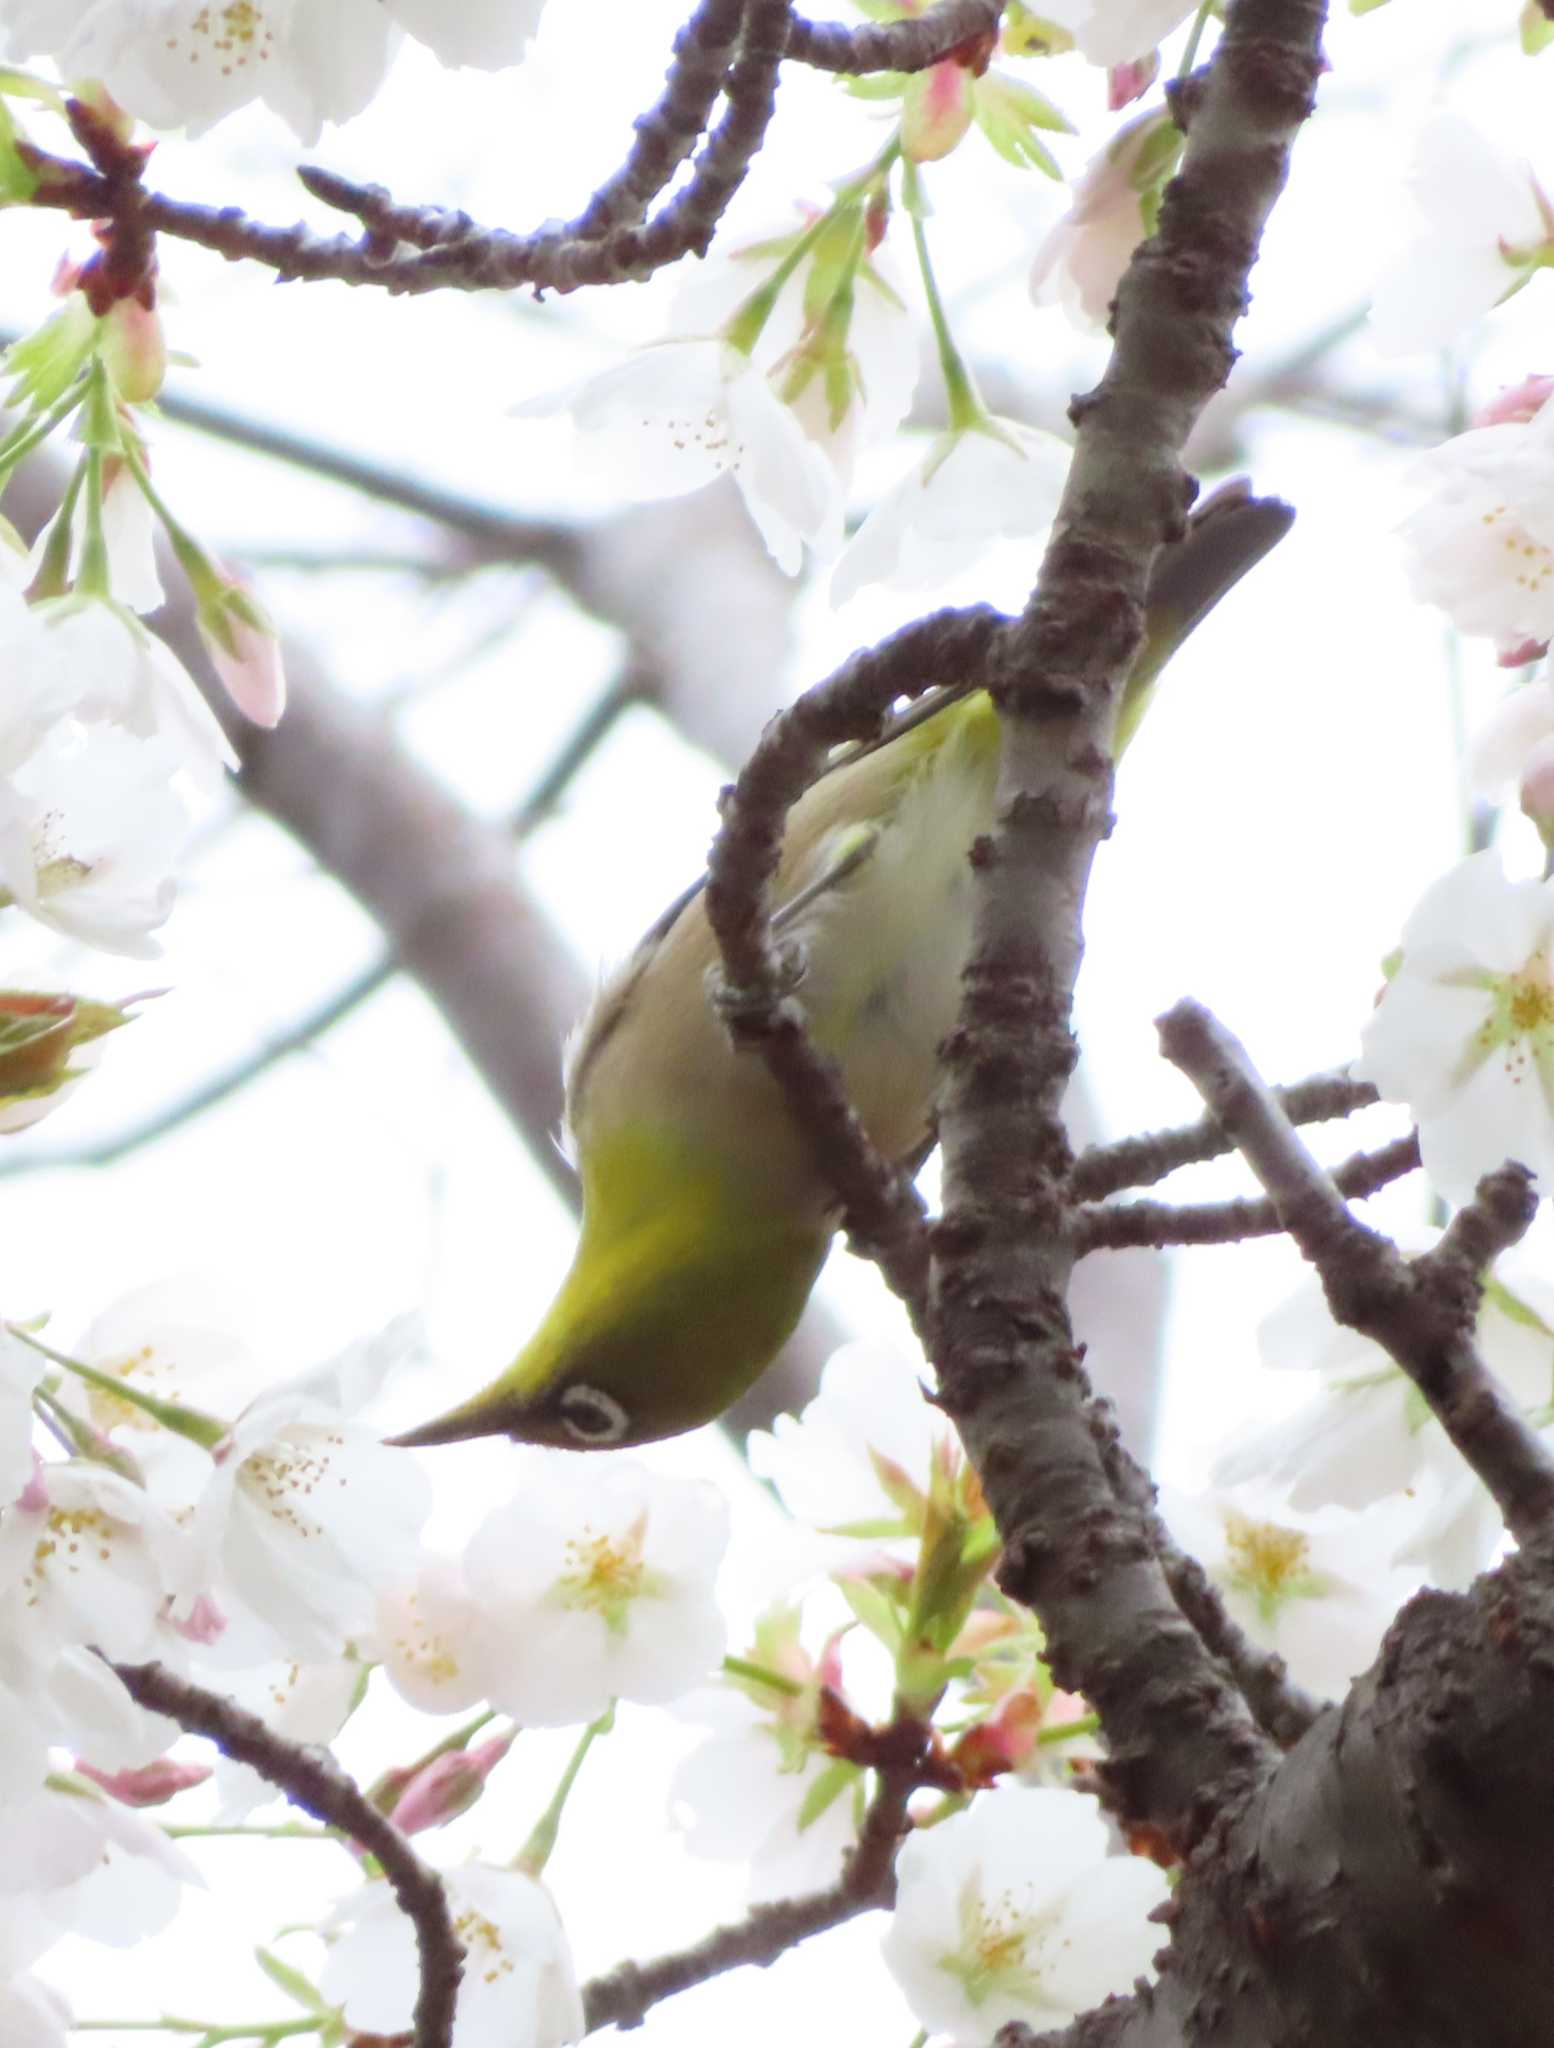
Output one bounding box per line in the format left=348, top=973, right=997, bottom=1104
left=386, top=1399, right=515, bottom=1450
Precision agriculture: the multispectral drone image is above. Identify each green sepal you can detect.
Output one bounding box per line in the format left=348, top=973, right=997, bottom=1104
left=255, top=1946, right=329, bottom=2014
left=4, top=298, right=100, bottom=415
left=0, top=66, right=68, bottom=112
left=837, top=1572, right=905, bottom=1651
left=845, top=70, right=910, bottom=99
left=973, top=73, right=1069, bottom=176
left=0, top=98, right=36, bottom=206
left=795, top=1756, right=861, bottom=1832
left=1522, top=0, right=1554, bottom=52
left=0, top=989, right=134, bottom=1112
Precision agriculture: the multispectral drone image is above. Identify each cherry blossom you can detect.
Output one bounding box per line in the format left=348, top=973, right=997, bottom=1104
left=1160, top=1479, right=1425, bottom=1700
left=322, top=1863, right=583, bottom=2048
left=0, top=1328, right=43, bottom=1507
left=459, top=1455, right=728, bottom=1726
left=0, top=1972, right=69, bottom=2046
left=672, top=1608, right=859, bottom=1901
left=1, top=0, right=547, bottom=145
left=1369, top=116, right=1554, bottom=358
left=180, top=1369, right=431, bottom=1664
left=1398, top=385, right=1554, bottom=662
left=1039, top=0, right=1197, bottom=67
left=375, top=1554, right=490, bottom=1716
left=0, top=1458, right=187, bottom=1663
left=1215, top=1248, right=1554, bottom=1587
left=1355, top=850, right=1554, bottom=1205
left=671, top=1690, right=861, bottom=1901
left=0, top=720, right=192, bottom=957
left=882, top=1785, right=1169, bottom=2041
left=831, top=413, right=1070, bottom=603
left=0, top=597, right=236, bottom=787
left=670, top=220, right=920, bottom=555
left=1030, top=108, right=1181, bottom=330
left=538, top=338, right=838, bottom=576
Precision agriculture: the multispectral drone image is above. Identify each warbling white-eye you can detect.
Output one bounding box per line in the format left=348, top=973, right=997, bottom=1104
left=395, top=481, right=1292, bottom=1452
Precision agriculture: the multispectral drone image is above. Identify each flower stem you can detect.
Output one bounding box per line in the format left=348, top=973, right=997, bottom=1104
left=1177, top=0, right=1214, bottom=77
left=907, top=194, right=982, bottom=433
left=162, top=1821, right=339, bottom=1841
left=723, top=1654, right=804, bottom=1697
left=8, top=1322, right=228, bottom=1449
left=71, top=2022, right=321, bottom=2042
left=1038, top=1712, right=1100, bottom=1746
left=516, top=1702, right=617, bottom=1876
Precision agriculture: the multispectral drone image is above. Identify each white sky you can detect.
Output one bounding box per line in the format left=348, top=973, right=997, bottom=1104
left=4, top=0, right=1554, bottom=2041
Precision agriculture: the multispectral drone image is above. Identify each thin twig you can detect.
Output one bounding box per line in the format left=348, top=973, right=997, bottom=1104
left=1073, top=1132, right=1421, bottom=1252
left=24, top=0, right=795, bottom=297
left=582, top=1766, right=913, bottom=2031
left=1157, top=998, right=1554, bottom=1549
left=1093, top=1411, right=1324, bottom=1748
left=112, top=1660, right=462, bottom=2048
left=1070, top=1071, right=1380, bottom=1203
left=702, top=604, right=1004, bottom=1324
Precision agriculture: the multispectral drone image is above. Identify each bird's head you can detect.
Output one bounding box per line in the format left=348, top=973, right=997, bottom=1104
left=389, top=1205, right=831, bottom=1454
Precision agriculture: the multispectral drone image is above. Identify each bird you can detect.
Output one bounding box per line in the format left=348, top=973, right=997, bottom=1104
left=393, top=480, right=1294, bottom=1453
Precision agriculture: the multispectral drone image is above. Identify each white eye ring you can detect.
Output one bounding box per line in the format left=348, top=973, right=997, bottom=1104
left=559, top=1384, right=630, bottom=1445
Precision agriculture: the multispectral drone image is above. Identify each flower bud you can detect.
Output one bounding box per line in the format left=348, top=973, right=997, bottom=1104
left=387, top=1732, right=515, bottom=1836
left=100, top=297, right=167, bottom=405
left=901, top=59, right=976, bottom=162
left=75, top=1757, right=212, bottom=1807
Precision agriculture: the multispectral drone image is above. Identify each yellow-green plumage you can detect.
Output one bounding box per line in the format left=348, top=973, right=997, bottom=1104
left=394, top=482, right=1293, bottom=1452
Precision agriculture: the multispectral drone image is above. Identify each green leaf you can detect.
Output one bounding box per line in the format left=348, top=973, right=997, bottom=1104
left=4, top=299, right=99, bottom=415
left=837, top=1573, right=905, bottom=1650
left=796, top=1757, right=861, bottom=1832
left=255, top=1946, right=328, bottom=2014
left=1484, top=1274, right=1554, bottom=1340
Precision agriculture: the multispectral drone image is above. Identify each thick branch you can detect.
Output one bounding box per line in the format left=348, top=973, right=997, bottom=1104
left=1074, top=1132, right=1420, bottom=1252
left=785, top=0, right=1001, bottom=71
left=929, top=0, right=1325, bottom=1840
left=1158, top=999, right=1554, bottom=1548
left=112, top=1660, right=461, bottom=2048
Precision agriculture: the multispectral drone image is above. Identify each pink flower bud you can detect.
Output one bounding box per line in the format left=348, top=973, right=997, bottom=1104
left=1107, top=53, right=1159, bottom=111
left=198, top=575, right=287, bottom=728
left=75, top=1756, right=212, bottom=1806
left=100, top=298, right=167, bottom=405
left=901, top=60, right=976, bottom=163
left=388, top=1732, right=515, bottom=1836
left=1472, top=374, right=1554, bottom=430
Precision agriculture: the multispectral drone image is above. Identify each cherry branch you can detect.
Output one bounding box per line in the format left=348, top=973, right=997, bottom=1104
left=582, top=1764, right=913, bottom=2030
left=786, top=0, right=1001, bottom=70
left=1093, top=1413, right=1324, bottom=1749
left=928, top=0, right=1327, bottom=1843
left=112, top=1660, right=461, bottom=2048
left=1073, top=1132, right=1421, bottom=1252
left=703, top=603, right=1005, bottom=1322
left=1157, top=998, right=1554, bottom=1550
left=1070, top=1071, right=1380, bottom=1203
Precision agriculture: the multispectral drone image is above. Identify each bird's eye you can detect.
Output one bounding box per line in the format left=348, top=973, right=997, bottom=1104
left=559, top=1384, right=630, bottom=1446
